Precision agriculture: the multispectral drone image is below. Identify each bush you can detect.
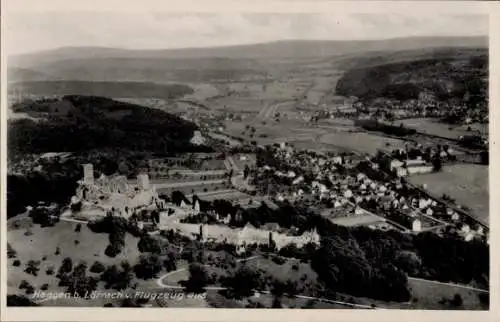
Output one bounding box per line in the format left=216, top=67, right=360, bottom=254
left=75, top=223, right=82, bottom=232
left=74, top=240, right=80, bottom=245
left=451, top=294, right=463, bottom=307
left=46, top=267, right=55, bottom=275
left=271, top=256, right=286, bottom=265
left=90, top=261, right=106, bottom=274
left=41, top=283, right=49, bottom=291
left=19, top=280, right=30, bottom=289
left=7, top=243, right=17, bottom=258
left=105, top=243, right=122, bottom=258
left=478, top=293, right=489, bottom=306
left=25, top=285, right=35, bottom=295
left=13, top=260, right=21, bottom=267
left=55, top=247, right=61, bottom=255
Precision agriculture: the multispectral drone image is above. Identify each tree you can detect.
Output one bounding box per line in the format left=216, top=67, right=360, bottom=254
left=7, top=243, right=17, bottom=258
left=271, top=296, right=283, bottom=308
left=75, top=223, right=82, bottom=232
left=184, top=263, right=209, bottom=293
left=58, top=257, right=73, bottom=275
left=134, top=254, right=162, bottom=280
left=222, top=266, right=261, bottom=298
left=451, top=293, right=463, bottom=307
left=138, top=235, right=162, bottom=254
left=24, top=260, right=41, bottom=276
left=71, top=202, right=82, bottom=213
left=432, top=157, right=443, bottom=172
left=90, top=261, right=106, bottom=274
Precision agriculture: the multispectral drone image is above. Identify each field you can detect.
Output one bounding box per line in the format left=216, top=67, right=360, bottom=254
left=394, top=118, right=489, bottom=139
left=319, top=131, right=408, bottom=155
left=409, top=164, right=489, bottom=223
left=406, top=278, right=489, bottom=310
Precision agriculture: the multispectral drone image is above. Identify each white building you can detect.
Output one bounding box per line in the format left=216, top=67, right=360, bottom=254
left=137, top=173, right=150, bottom=190
left=412, top=219, right=422, bottom=232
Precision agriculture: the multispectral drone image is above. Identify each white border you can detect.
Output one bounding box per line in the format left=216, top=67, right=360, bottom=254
left=1, top=1, right=499, bottom=321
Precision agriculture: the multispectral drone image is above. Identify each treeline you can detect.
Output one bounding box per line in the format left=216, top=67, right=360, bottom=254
left=354, top=119, right=417, bottom=136
left=9, top=81, right=194, bottom=101
left=7, top=172, right=80, bottom=219
left=8, top=95, right=213, bottom=156
left=7, top=149, right=160, bottom=218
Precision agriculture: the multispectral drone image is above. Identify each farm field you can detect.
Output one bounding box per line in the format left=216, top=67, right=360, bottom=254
left=408, top=164, right=489, bottom=223
left=319, top=131, right=408, bottom=155
left=394, top=118, right=489, bottom=139
left=182, top=83, right=220, bottom=101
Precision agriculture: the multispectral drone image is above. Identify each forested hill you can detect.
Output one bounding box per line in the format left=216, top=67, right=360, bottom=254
left=335, top=47, right=488, bottom=102
left=8, top=95, right=211, bottom=156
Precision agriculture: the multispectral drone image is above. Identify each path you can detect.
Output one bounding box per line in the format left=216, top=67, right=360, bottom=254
left=407, top=277, right=489, bottom=293
left=155, top=255, right=376, bottom=309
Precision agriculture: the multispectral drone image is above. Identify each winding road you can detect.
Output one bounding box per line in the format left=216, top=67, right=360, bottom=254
left=155, top=255, right=377, bottom=309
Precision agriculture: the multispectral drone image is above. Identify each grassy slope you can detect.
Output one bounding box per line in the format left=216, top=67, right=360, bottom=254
left=7, top=218, right=141, bottom=299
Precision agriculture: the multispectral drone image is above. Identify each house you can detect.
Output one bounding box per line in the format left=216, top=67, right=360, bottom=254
left=390, top=160, right=404, bottom=171
left=332, top=156, right=343, bottom=165
left=407, top=164, right=434, bottom=175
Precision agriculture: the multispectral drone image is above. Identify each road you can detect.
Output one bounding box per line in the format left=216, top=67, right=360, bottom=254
left=407, top=277, right=489, bottom=293
left=155, top=255, right=376, bottom=309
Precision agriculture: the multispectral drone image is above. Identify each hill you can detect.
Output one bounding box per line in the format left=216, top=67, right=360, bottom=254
left=8, top=95, right=210, bottom=156
left=8, top=81, right=194, bottom=100
left=8, top=36, right=487, bottom=83
left=335, top=47, right=488, bottom=102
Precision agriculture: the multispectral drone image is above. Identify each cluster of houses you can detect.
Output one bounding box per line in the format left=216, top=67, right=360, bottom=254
left=253, top=143, right=488, bottom=242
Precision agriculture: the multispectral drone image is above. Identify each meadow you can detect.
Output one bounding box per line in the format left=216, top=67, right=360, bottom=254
left=409, top=164, right=489, bottom=224
left=394, top=118, right=488, bottom=140
left=7, top=218, right=142, bottom=303
left=319, top=131, right=408, bottom=155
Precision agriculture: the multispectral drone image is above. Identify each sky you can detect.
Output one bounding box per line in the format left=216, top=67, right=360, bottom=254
left=5, top=12, right=488, bottom=55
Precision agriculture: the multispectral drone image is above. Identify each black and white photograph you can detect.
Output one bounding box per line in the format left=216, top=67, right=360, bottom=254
left=1, top=0, right=494, bottom=317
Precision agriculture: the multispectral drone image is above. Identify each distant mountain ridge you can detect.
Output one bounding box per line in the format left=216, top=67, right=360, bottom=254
left=10, top=36, right=487, bottom=64
left=7, top=36, right=488, bottom=90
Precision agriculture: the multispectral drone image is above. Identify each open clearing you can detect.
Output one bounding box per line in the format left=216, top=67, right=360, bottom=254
left=406, top=277, right=488, bottom=310
left=7, top=218, right=141, bottom=297
left=394, top=118, right=488, bottom=139
left=319, top=132, right=408, bottom=155
left=409, top=164, right=489, bottom=223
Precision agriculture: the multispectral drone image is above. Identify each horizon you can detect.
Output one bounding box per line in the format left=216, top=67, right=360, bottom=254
left=9, top=34, right=489, bottom=57
left=6, top=13, right=488, bottom=55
